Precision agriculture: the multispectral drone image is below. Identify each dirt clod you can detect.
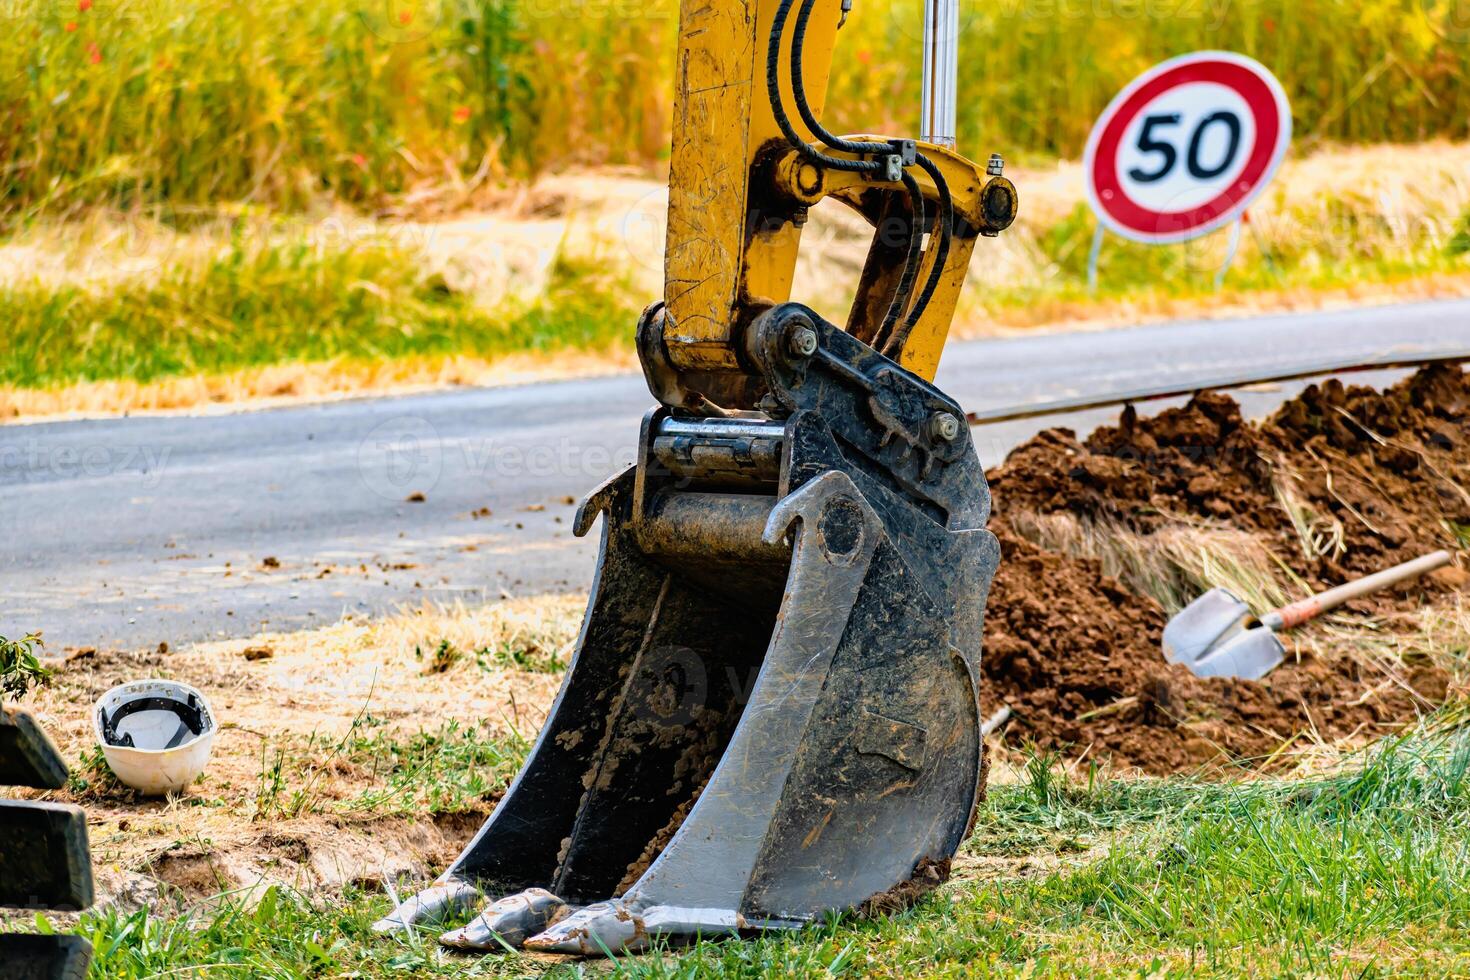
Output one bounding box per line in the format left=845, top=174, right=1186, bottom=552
left=859, top=857, right=952, bottom=916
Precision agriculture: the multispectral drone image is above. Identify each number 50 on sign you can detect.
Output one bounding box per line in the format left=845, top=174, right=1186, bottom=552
left=1084, top=52, right=1291, bottom=245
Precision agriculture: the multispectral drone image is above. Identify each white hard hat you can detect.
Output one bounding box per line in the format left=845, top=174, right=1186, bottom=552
left=93, top=679, right=217, bottom=796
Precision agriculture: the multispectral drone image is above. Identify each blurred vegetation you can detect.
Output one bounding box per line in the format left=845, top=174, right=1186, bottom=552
left=4, top=0, right=1468, bottom=220
left=0, top=238, right=638, bottom=388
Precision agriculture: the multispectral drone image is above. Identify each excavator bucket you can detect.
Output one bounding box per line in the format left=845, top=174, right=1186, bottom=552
left=375, top=305, right=1000, bottom=953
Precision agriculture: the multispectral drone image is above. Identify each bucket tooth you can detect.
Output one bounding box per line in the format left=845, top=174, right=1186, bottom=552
left=373, top=878, right=480, bottom=935
left=523, top=899, right=648, bottom=955
left=524, top=899, right=755, bottom=954
left=438, top=888, right=568, bottom=950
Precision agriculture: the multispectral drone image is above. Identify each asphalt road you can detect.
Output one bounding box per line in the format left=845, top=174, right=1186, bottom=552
left=4, top=299, right=1468, bottom=652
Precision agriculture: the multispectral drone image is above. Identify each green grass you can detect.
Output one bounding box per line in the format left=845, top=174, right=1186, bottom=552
left=4, top=0, right=1469, bottom=218
left=418, top=637, right=567, bottom=676
left=251, top=715, right=530, bottom=821
left=0, top=239, right=640, bottom=389
left=42, top=727, right=1470, bottom=977
left=341, top=721, right=530, bottom=817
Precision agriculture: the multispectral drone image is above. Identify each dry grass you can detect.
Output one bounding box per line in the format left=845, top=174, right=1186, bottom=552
left=9, top=0, right=1470, bottom=221
left=6, top=143, right=1469, bottom=424
left=1005, top=510, right=1292, bottom=616
left=0, top=348, right=638, bottom=424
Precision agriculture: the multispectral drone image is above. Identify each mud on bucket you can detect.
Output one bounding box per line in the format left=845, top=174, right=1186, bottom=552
left=93, top=679, right=217, bottom=795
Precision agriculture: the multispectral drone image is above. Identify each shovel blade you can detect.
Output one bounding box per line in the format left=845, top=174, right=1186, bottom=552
left=1191, top=627, right=1285, bottom=681
left=1163, top=588, right=1253, bottom=670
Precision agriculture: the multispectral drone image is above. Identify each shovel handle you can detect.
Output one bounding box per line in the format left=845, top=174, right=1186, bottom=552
left=1261, top=550, right=1455, bottom=631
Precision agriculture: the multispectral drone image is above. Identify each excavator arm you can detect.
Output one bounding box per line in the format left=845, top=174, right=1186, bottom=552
left=649, top=0, right=1016, bottom=408
left=376, top=0, right=1016, bottom=955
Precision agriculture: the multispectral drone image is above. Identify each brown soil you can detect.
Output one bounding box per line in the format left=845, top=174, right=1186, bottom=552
left=858, top=857, right=952, bottom=917
left=992, top=365, right=1470, bottom=584
left=981, top=528, right=1447, bottom=774
left=981, top=366, right=1469, bottom=774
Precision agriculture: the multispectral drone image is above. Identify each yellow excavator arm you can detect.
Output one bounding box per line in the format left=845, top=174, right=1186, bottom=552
left=653, top=0, right=1017, bottom=408
left=376, top=0, right=1016, bottom=956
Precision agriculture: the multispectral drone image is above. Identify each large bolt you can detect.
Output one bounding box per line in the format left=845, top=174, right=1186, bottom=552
left=786, top=320, right=819, bottom=358
left=987, top=153, right=1004, bottom=177
left=929, top=411, right=961, bottom=443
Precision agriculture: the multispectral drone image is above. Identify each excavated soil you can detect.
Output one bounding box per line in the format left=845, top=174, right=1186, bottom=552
left=981, top=366, right=1469, bottom=773
left=993, top=365, right=1470, bottom=583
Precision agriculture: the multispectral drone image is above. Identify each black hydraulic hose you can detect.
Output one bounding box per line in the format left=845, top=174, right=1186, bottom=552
left=875, top=171, right=927, bottom=349
left=772, top=0, right=956, bottom=354
left=788, top=0, right=925, bottom=337
left=790, top=0, right=884, bottom=158
left=766, top=0, right=882, bottom=174
left=884, top=151, right=953, bottom=356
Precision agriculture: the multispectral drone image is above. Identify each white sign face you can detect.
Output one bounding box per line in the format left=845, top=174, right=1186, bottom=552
left=1084, top=52, right=1291, bottom=244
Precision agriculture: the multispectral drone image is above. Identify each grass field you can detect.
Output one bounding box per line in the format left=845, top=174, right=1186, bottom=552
left=38, top=729, right=1470, bottom=977
left=2, top=142, right=1466, bottom=420
left=0, top=240, right=636, bottom=390
left=5, top=0, right=1470, bottom=218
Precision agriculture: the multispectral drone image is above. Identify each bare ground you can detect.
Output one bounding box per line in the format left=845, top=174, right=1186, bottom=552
left=10, top=597, right=581, bottom=912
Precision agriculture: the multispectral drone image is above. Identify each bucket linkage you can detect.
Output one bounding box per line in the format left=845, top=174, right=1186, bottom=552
left=375, top=303, right=1000, bottom=954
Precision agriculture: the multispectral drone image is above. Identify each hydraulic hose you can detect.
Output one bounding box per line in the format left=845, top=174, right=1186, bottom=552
left=766, top=0, right=882, bottom=174
left=789, top=0, right=927, bottom=336
left=884, top=151, right=953, bottom=356
left=874, top=171, right=927, bottom=348
left=789, top=0, right=885, bottom=158
left=772, top=0, right=958, bottom=353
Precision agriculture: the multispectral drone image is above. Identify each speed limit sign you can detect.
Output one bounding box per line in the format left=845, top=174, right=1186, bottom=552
left=1084, top=52, right=1291, bottom=244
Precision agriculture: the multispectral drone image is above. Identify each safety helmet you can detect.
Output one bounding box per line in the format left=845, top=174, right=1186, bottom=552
left=93, top=680, right=217, bottom=795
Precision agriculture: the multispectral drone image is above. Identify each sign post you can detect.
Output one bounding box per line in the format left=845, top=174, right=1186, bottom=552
left=1083, top=52, right=1291, bottom=291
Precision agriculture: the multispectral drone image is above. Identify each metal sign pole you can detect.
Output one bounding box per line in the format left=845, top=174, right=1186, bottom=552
left=1214, top=216, right=1244, bottom=291
left=1087, top=223, right=1106, bottom=294
left=1247, top=211, right=1281, bottom=278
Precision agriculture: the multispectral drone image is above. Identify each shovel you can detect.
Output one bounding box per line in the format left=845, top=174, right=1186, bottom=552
left=1164, top=550, right=1455, bottom=681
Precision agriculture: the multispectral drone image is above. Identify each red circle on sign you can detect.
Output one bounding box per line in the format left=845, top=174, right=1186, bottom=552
left=1084, top=52, right=1291, bottom=244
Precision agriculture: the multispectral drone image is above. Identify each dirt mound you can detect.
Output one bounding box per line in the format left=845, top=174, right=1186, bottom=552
left=992, top=365, right=1470, bottom=584
left=981, top=529, right=1446, bottom=774
left=980, top=366, right=1468, bottom=773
